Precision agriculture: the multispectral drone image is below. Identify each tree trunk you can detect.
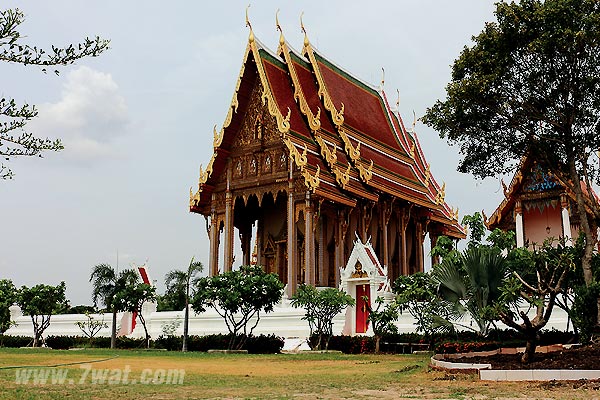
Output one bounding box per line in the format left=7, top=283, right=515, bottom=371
left=111, top=309, right=117, bottom=349
left=375, top=335, right=381, bottom=354
left=568, top=159, right=598, bottom=327
left=521, top=335, right=537, bottom=364
left=31, top=317, right=39, bottom=347
left=182, top=292, right=189, bottom=352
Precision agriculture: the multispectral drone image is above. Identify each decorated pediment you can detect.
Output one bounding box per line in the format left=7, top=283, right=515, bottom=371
left=340, top=235, right=390, bottom=291
left=522, top=163, right=561, bottom=193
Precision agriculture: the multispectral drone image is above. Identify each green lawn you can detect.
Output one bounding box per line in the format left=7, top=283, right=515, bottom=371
left=0, top=348, right=589, bottom=399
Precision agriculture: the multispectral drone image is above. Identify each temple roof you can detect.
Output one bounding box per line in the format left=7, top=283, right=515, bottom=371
left=190, top=22, right=464, bottom=238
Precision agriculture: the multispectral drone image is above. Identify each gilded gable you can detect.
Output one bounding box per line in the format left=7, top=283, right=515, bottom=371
left=230, top=80, right=280, bottom=153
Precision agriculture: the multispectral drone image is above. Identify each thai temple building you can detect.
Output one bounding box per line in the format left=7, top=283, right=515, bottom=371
left=189, top=17, right=464, bottom=296
left=484, top=155, right=598, bottom=248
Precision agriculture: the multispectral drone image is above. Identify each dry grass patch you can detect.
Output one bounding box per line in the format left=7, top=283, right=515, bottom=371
left=0, top=348, right=598, bottom=399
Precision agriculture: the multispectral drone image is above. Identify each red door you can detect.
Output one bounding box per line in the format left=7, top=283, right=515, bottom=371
left=355, top=284, right=370, bottom=333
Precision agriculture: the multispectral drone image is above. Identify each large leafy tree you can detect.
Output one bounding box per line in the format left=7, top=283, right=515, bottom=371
left=0, top=8, right=109, bottom=179
left=161, top=257, right=203, bottom=352
left=192, top=265, right=283, bottom=350
left=290, top=285, right=355, bottom=351
left=423, top=0, right=600, bottom=322
left=89, top=264, right=138, bottom=349
left=0, top=279, right=17, bottom=333
left=17, top=282, right=67, bottom=347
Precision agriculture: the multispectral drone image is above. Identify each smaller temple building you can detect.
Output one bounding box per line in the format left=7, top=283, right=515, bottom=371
left=484, top=156, right=598, bottom=248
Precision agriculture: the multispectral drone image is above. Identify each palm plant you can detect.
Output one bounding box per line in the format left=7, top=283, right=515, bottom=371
left=432, top=246, right=509, bottom=336
left=164, top=257, right=203, bottom=352
left=90, top=264, right=139, bottom=349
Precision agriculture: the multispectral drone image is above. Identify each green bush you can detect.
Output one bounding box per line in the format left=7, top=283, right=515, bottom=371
left=0, top=335, right=32, bottom=347
left=45, top=335, right=78, bottom=349
left=325, top=335, right=375, bottom=354
left=154, top=334, right=284, bottom=353
left=572, top=283, right=600, bottom=343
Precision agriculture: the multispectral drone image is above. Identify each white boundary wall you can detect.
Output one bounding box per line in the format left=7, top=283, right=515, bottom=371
left=5, top=298, right=573, bottom=341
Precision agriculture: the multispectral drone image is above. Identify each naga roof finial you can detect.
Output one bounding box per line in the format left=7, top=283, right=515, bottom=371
left=300, top=12, right=309, bottom=48
left=396, top=89, right=400, bottom=110
left=276, top=9, right=285, bottom=47
left=380, top=67, right=385, bottom=89
left=245, top=4, right=252, bottom=30
left=276, top=9, right=282, bottom=33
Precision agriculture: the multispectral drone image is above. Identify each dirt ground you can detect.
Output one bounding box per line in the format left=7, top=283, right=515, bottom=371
left=453, top=342, right=600, bottom=370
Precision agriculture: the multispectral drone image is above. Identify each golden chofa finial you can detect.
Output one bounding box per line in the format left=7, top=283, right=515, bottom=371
left=276, top=9, right=284, bottom=47
left=300, top=12, right=309, bottom=48
left=246, top=4, right=254, bottom=42
left=380, top=67, right=385, bottom=89
left=276, top=9, right=282, bottom=32
left=395, top=89, right=400, bottom=110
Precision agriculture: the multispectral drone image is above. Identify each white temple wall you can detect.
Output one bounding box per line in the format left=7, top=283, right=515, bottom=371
left=5, top=300, right=572, bottom=341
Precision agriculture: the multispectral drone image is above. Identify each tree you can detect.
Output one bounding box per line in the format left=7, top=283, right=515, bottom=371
left=290, top=285, right=355, bottom=351
left=192, top=265, right=283, bottom=350
left=17, top=282, right=67, bottom=347
left=423, top=0, right=600, bottom=324
left=492, top=240, right=573, bottom=363
left=113, top=282, right=157, bottom=349
left=0, top=8, right=109, bottom=179
left=394, top=273, right=456, bottom=337
left=365, top=297, right=399, bottom=354
left=461, top=213, right=486, bottom=248
left=75, top=312, right=108, bottom=347
left=90, top=264, right=138, bottom=349
left=430, top=235, right=459, bottom=266
left=0, top=279, right=17, bottom=333
left=161, top=257, right=203, bottom=351
left=432, top=246, right=510, bottom=336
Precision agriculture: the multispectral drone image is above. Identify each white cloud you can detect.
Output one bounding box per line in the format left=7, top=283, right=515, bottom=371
left=30, top=66, right=129, bottom=163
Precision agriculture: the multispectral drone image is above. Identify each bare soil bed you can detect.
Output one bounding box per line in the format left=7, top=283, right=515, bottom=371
left=454, top=342, right=600, bottom=370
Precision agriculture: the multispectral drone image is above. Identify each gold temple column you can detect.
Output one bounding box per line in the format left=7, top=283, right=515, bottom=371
left=304, top=192, right=316, bottom=286
left=256, top=219, right=264, bottom=266
left=415, top=220, right=425, bottom=273
left=334, top=210, right=346, bottom=288
left=209, top=194, right=219, bottom=276
left=382, top=201, right=392, bottom=270
left=399, top=208, right=409, bottom=276
left=286, top=179, right=297, bottom=297
left=318, top=216, right=326, bottom=286
left=224, top=190, right=234, bottom=272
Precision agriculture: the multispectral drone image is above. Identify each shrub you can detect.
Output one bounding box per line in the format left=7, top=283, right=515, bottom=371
left=325, top=335, right=375, bottom=354
left=154, top=333, right=284, bottom=353
left=0, top=335, right=32, bottom=347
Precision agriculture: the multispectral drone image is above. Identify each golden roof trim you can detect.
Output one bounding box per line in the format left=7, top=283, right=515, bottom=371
left=276, top=23, right=321, bottom=132
left=303, top=165, right=320, bottom=193
left=301, top=27, right=344, bottom=127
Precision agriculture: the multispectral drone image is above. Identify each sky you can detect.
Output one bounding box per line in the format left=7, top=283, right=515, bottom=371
left=0, top=1, right=506, bottom=306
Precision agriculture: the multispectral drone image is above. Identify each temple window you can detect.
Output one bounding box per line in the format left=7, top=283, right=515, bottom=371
left=264, top=154, right=272, bottom=173
left=279, top=152, right=287, bottom=171
left=249, top=157, right=257, bottom=175
left=235, top=159, right=243, bottom=178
